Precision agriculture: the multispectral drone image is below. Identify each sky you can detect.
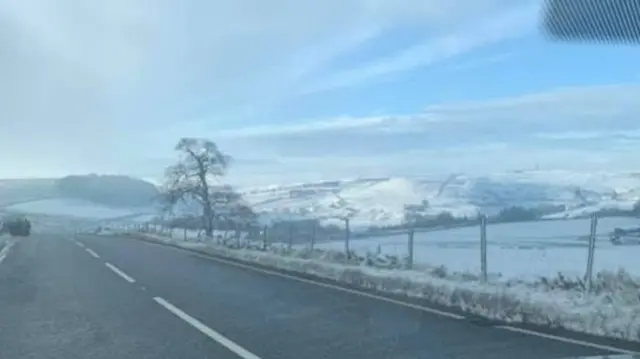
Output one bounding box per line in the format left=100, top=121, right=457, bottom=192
left=2, top=0, right=640, bottom=186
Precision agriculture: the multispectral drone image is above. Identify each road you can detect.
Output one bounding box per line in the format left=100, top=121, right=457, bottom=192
left=0, top=234, right=636, bottom=359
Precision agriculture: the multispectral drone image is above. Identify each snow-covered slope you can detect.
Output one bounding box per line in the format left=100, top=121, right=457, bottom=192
left=238, top=171, right=640, bottom=228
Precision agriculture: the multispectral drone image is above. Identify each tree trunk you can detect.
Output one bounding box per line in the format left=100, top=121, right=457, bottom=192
left=203, top=206, right=213, bottom=238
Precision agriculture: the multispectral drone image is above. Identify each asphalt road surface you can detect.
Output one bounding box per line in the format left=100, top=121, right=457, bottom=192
left=0, top=233, right=636, bottom=359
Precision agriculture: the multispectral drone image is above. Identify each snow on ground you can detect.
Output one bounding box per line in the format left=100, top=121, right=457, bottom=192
left=239, top=170, right=640, bottom=227
left=6, top=198, right=152, bottom=220
left=121, top=213, right=158, bottom=223
left=119, top=212, right=640, bottom=284
left=543, top=199, right=637, bottom=219
left=310, top=216, right=640, bottom=281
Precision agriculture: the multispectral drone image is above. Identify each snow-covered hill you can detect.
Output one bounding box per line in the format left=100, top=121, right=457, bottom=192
left=0, top=176, right=159, bottom=222
left=238, top=170, right=640, bottom=228
left=6, top=171, right=639, bottom=229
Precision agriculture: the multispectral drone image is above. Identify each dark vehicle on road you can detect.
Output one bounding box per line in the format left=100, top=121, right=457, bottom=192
left=1, top=216, right=31, bottom=237
left=610, top=227, right=640, bottom=245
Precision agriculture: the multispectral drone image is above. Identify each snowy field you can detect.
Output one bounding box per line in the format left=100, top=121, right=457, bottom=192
left=123, top=215, right=640, bottom=282
left=309, top=217, right=640, bottom=281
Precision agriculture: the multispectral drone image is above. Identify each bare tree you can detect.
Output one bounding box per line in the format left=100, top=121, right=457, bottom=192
left=162, top=138, right=232, bottom=237
left=157, top=189, right=177, bottom=219
left=210, top=184, right=258, bottom=231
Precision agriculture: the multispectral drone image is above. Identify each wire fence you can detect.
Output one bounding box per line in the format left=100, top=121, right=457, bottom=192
left=101, top=213, right=640, bottom=288
left=127, top=217, right=351, bottom=250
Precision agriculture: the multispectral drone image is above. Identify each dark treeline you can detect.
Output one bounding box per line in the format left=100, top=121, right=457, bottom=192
left=365, top=201, right=640, bottom=234
left=55, top=174, right=159, bottom=207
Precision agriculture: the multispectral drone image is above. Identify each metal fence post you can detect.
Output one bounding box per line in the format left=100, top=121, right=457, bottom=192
left=480, top=214, right=488, bottom=283
left=407, top=226, right=415, bottom=269
left=585, top=214, right=598, bottom=291
left=344, top=218, right=351, bottom=258
left=262, top=225, right=268, bottom=251
left=288, top=224, right=293, bottom=251
left=235, top=222, right=241, bottom=247
left=310, top=222, right=316, bottom=250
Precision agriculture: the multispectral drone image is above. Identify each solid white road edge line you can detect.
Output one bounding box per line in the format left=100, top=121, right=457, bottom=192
left=496, top=325, right=637, bottom=355
left=85, top=248, right=100, bottom=258
left=153, top=297, right=261, bottom=359
left=105, top=262, right=136, bottom=283
left=0, top=254, right=6, bottom=264
left=136, top=237, right=638, bottom=353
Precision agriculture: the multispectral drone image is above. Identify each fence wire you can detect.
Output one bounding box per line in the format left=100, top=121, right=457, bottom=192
left=99, top=214, right=640, bottom=290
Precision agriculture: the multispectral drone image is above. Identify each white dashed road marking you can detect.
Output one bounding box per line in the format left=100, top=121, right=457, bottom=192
left=85, top=248, right=100, bottom=258
left=105, top=262, right=136, bottom=283
left=0, top=242, right=14, bottom=264
left=154, top=297, right=261, bottom=359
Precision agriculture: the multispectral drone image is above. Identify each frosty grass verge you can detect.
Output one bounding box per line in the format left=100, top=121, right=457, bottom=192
left=123, top=231, right=640, bottom=343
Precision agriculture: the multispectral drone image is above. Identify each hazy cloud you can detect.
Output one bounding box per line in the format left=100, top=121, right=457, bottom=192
left=0, top=0, right=524, bottom=175
left=301, top=4, right=538, bottom=94
left=214, top=84, right=640, bottom=139
left=215, top=84, right=640, bottom=185
left=0, top=0, right=596, bottom=185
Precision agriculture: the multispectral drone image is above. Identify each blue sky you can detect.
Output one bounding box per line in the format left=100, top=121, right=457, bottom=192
left=2, top=0, right=640, bottom=186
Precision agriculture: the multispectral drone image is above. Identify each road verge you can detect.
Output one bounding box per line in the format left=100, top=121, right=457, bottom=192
left=113, top=231, right=640, bottom=350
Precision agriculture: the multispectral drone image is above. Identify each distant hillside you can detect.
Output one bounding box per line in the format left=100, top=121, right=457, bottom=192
left=54, top=174, right=159, bottom=208
left=0, top=178, right=58, bottom=206
left=3, top=171, right=640, bottom=227
left=238, top=171, right=640, bottom=229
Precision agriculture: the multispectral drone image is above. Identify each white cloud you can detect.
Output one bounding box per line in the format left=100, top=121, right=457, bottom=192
left=216, top=115, right=440, bottom=138
left=206, top=84, right=640, bottom=186
left=224, top=144, right=640, bottom=187
left=534, top=131, right=609, bottom=140
left=71, top=82, right=640, bottom=186
left=0, top=0, right=532, bottom=179
left=441, top=51, right=516, bottom=73
left=15, top=0, right=634, bottom=188
left=301, top=3, right=538, bottom=94
left=207, top=84, right=640, bottom=139
left=534, top=128, right=640, bottom=141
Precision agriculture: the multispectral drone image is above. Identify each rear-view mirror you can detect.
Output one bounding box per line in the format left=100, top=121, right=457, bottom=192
left=541, top=0, right=640, bottom=43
